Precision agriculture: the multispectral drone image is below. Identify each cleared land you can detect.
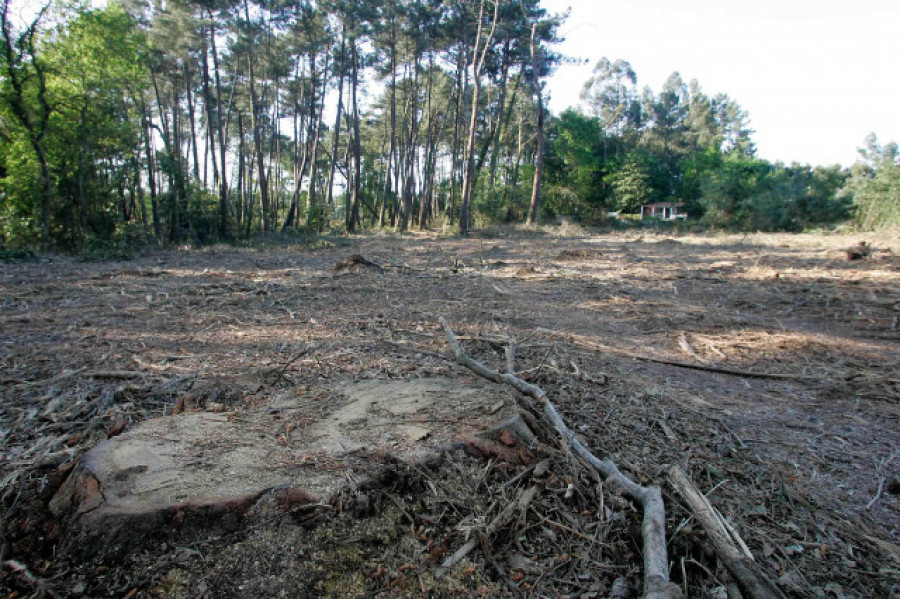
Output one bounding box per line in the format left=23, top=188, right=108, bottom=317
left=2, top=229, right=899, bottom=597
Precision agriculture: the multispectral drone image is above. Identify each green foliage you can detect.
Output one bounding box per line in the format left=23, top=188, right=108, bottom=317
left=699, top=156, right=850, bottom=231
left=181, top=184, right=222, bottom=244
left=679, top=147, right=723, bottom=216
left=700, top=155, right=770, bottom=228
left=77, top=227, right=140, bottom=261
left=0, top=1, right=147, bottom=249
left=606, top=155, right=653, bottom=213
left=849, top=138, right=900, bottom=230
left=551, top=110, right=606, bottom=201
left=541, top=110, right=609, bottom=222
left=0, top=246, right=36, bottom=261
left=547, top=65, right=847, bottom=232
left=0, top=135, right=43, bottom=246
left=580, top=58, right=640, bottom=146
left=852, top=169, right=899, bottom=230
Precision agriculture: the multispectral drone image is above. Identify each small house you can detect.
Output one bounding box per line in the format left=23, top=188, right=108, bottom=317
left=640, top=202, right=685, bottom=220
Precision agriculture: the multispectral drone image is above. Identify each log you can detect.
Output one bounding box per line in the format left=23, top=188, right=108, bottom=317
left=666, top=465, right=787, bottom=599
left=334, top=254, right=383, bottom=272
left=440, top=318, right=681, bottom=599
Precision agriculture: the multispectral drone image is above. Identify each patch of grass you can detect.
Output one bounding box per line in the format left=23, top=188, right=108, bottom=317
left=239, top=229, right=353, bottom=251
left=77, top=237, right=139, bottom=262
left=78, top=245, right=136, bottom=262
left=75, top=225, right=161, bottom=262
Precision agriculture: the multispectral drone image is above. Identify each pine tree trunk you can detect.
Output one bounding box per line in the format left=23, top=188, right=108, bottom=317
left=200, top=32, right=219, bottom=186
left=326, top=33, right=346, bottom=229
left=527, top=23, right=545, bottom=226
left=418, top=63, right=439, bottom=230
left=209, top=22, right=229, bottom=238
left=244, top=0, right=269, bottom=233
left=348, top=39, right=362, bottom=233
left=237, top=112, right=246, bottom=229
left=448, top=49, right=464, bottom=225
left=305, top=52, right=328, bottom=230
left=184, top=65, right=201, bottom=182
left=170, top=84, right=186, bottom=239
left=398, top=56, right=420, bottom=233
left=140, top=100, right=160, bottom=239
left=459, top=0, right=499, bottom=236
left=380, top=22, right=397, bottom=229
left=248, top=54, right=269, bottom=232
left=283, top=58, right=307, bottom=231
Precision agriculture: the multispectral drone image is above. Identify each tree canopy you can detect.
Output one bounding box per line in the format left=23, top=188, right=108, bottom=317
left=0, top=1, right=893, bottom=250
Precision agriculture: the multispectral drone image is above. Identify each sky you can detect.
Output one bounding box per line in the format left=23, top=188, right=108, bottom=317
left=540, top=0, right=900, bottom=167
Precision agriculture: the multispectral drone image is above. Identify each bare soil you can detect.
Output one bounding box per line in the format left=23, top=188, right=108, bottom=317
left=2, top=228, right=899, bottom=598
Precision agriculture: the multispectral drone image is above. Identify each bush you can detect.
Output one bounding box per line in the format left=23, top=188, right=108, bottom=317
left=852, top=163, right=900, bottom=230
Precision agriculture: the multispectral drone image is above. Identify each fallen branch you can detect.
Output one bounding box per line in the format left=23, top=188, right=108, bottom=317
left=264, top=346, right=315, bottom=384
left=85, top=370, right=145, bottom=379
left=11, top=367, right=87, bottom=389
left=542, top=329, right=820, bottom=381
left=666, top=465, right=786, bottom=599
left=334, top=254, right=384, bottom=272
left=440, top=318, right=680, bottom=599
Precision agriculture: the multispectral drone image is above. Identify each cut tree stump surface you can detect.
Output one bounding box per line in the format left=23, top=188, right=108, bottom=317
left=51, top=378, right=513, bottom=542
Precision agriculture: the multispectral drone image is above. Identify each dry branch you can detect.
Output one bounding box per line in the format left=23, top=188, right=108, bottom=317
left=542, top=330, right=821, bottom=381
left=85, top=370, right=145, bottom=379
left=440, top=318, right=680, bottom=599
left=666, top=465, right=786, bottom=599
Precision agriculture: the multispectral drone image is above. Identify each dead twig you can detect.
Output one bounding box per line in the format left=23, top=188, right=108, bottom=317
left=437, top=484, right=538, bottom=576
left=666, top=465, right=786, bottom=599
left=866, top=477, right=886, bottom=510
left=4, top=559, right=61, bottom=599
left=569, top=359, right=609, bottom=386
left=281, top=348, right=312, bottom=372
left=440, top=318, right=680, bottom=599
left=540, top=516, right=597, bottom=543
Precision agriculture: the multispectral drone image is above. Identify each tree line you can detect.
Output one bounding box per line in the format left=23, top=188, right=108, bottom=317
left=546, top=60, right=898, bottom=232
left=1, top=0, right=896, bottom=250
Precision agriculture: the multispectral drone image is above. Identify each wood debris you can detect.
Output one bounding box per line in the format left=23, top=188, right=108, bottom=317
left=1, top=231, right=898, bottom=597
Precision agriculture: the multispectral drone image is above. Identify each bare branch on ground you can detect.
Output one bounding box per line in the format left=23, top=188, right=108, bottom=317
left=440, top=317, right=681, bottom=599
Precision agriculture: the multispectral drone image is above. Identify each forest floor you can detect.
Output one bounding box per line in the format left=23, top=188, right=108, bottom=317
left=2, top=227, right=899, bottom=598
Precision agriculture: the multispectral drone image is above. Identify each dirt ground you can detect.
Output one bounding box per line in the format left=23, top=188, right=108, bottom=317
left=2, top=227, right=899, bottom=598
